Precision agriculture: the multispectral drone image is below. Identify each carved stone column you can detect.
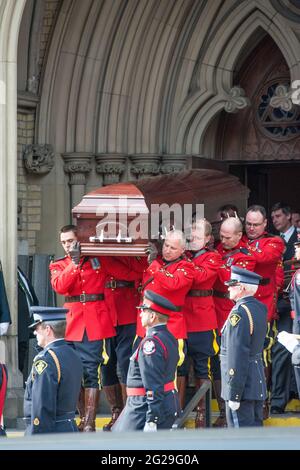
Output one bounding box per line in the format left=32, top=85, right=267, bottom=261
left=62, top=153, right=92, bottom=208
left=95, top=154, right=126, bottom=185
left=0, top=0, right=27, bottom=428
left=130, top=154, right=161, bottom=179
left=160, top=155, right=187, bottom=174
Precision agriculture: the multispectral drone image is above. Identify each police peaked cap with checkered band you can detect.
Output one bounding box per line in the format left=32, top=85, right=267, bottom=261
left=141, top=290, right=178, bottom=316
left=224, top=266, right=262, bottom=287
left=28, top=306, right=69, bottom=329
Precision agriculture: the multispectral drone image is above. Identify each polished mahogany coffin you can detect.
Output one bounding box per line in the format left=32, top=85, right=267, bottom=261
left=72, top=165, right=249, bottom=256
left=72, top=183, right=149, bottom=256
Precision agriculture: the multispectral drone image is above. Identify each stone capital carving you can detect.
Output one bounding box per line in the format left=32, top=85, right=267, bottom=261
left=23, top=144, right=54, bottom=175
left=270, top=84, right=293, bottom=111
left=95, top=154, right=126, bottom=185
left=62, top=153, right=92, bottom=185
left=130, top=154, right=161, bottom=179
left=160, top=155, right=186, bottom=174
left=224, top=86, right=250, bottom=113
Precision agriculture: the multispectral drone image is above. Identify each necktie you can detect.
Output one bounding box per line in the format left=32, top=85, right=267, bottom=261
left=280, top=233, right=286, bottom=242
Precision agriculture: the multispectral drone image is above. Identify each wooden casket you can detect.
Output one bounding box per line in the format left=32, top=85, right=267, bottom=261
left=72, top=183, right=149, bottom=256
left=72, top=165, right=249, bottom=256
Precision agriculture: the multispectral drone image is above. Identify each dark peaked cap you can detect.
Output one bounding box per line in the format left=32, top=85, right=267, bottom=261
left=28, top=306, right=68, bottom=329
left=224, top=266, right=262, bottom=287
left=138, top=290, right=178, bottom=316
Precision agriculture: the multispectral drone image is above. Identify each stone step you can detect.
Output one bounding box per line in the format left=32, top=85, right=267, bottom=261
left=6, top=399, right=300, bottom=436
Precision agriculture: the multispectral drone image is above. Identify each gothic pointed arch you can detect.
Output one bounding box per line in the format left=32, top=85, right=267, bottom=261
left=217, top=34, right=300, bottom=162
left=171, top=3, right=300, bottom=155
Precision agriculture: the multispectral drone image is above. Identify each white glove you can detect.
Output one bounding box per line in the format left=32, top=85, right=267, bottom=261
left=0, top=322, right=9, bottom=336
left=228, top=400, right=240, bottom=411
left=143, top=422, right=157, bottom=432
left=277, top=331, right=299, bottom=353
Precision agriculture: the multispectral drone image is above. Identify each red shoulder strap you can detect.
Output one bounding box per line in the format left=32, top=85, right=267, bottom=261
left=152, top=335, right=168, bottom=359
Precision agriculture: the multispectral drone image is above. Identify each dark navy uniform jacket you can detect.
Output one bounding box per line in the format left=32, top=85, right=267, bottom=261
left=290, top=269, right=300, bottom=334
left=112, top=324, right=180, bottom=431
left=220, top=296, right=267, bottom=402
left=24, top=339, right=83, bottom=434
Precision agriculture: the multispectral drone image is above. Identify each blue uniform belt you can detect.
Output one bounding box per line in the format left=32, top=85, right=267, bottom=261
left=249, top=354, right=262, bottom=362
left=24, top=412, right=76, bottom=424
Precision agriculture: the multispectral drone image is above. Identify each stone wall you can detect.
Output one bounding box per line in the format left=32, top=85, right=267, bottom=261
left=17, top=0, right=61, bottom=255
left=17, top=111, right=42, bottom=255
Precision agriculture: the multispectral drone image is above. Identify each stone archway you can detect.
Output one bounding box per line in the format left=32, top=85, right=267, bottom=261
left=217, top=34, right=300, bottom=212
left=0, top=0, right=27, bottom=425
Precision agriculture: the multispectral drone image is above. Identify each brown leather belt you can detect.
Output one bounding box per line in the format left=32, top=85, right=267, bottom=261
left=259, top=278, right=270, bottom=286
left=187, top=289, right=213, bottom=297
left=213, top=290, right=229, bottom=299
left=65, top=294, right=104, bottom=303
left=105, top=280, right=135, bottom=289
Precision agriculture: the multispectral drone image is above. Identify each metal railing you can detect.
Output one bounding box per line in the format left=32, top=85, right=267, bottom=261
left=171, top=382, right=212, bottom=430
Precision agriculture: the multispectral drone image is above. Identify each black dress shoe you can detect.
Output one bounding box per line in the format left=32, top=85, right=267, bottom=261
left=270, top=406, right=284, bottom=414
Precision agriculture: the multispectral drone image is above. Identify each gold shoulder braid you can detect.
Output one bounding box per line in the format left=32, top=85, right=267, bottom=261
left=240, top=304, right=254, bottom=336
left=48, top=349, right=61, bottom=384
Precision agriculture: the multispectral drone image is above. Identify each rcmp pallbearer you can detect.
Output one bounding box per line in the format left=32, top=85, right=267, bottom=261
left=182, top=219, right=222, bottom=427
left=112, top=290, right=181, bottom=432
left=135, top=230, right=194, bottom=403
left=24, top=307, right=83, bottom=434
left=220, top=266, right=268, bottom=427
left=49, top=225, right=116, bottom=432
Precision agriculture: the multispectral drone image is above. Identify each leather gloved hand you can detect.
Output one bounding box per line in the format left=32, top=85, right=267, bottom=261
left=69, top=241, right=81, bottom=265
left=0, top=322, right=9, bottom=336
left=228, top=400, right=240, bottom=411
left=146, top=242, right=158, bottom=264
left=143, top=421, right=157, bottom=432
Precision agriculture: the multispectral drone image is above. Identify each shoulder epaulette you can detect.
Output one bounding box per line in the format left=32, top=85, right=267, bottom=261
left=47, top=349, right=61, bottom=384
left=240, top=304, right=254, bottom=335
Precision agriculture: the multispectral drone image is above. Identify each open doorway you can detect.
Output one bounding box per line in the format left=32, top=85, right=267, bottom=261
left=229, top=161, right=300, bottom=217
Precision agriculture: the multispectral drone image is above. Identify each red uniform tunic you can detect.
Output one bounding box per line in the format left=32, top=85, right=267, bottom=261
left=136, top=257, right=194, bottom=339
left=242, top=233, right=285, bottom=321
left=102, top=256, right=146, bottom=326
left=50, top=256, right=115, bottom=341
left=214, top=242, right=256, bottom=332
left=183, top=249, right=222, bottom=332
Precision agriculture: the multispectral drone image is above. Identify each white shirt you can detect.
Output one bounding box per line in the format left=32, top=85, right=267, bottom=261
left=281, top=225, right=295, bottom=243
